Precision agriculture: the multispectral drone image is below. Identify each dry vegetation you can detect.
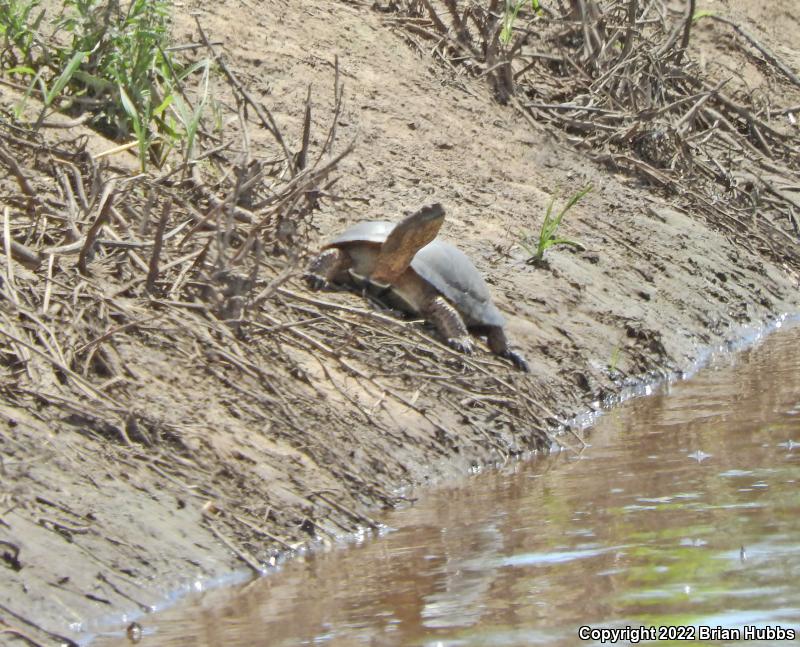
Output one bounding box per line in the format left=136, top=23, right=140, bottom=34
left=391, top=0, right=800, bottom=269
left=0, top=35, right=563, bottom=473
left=0, top=0, right=798, bottom=643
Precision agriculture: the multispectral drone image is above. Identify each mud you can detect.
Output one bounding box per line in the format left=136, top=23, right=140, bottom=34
left=0, top=0, right=798, bottom=644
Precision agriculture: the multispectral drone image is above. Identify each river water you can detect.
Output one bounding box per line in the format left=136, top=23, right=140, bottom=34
left=96, top=322, right=800, bottom=646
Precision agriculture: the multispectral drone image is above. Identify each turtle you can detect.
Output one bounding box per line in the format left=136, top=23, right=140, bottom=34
left=305, top=203, right=529, bottom=371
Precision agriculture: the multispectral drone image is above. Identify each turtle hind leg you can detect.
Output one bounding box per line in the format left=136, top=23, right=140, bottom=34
left=305, top=248, right=350, bottom=290
left=487, top=326, right=530, bottom=372
left=424, top=296, right=474, bottom=355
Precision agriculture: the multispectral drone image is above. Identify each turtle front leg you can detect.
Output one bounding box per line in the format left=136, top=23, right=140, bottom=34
left=424, top=296, right=474, bottom=355
left=305, top=248, right=350, bottom=290
left=487, top=326, right=530, bottom=372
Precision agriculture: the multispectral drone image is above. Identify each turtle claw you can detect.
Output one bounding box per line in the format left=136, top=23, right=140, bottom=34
left=447, top=336, right=474, bottom=355
left=502, top=349, right=530, bottom=373
left=304, top=273, right=328, bottom=291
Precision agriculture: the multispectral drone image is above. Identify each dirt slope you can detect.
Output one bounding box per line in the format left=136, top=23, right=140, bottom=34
left=0, top=0, right=798, bottom=644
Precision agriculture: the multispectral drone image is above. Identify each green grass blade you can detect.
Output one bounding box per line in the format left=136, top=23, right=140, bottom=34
left=692, top=9, right=716, bottom=21
left=118, top=85, right=139, bottom=126
left=6, top=66, right=36, bottom=76
left=562, top=184, right=593, bottom=213
left=152, top=94, right=173, bottom=118
left=45, top=50, right=87, bottom=106
left=549, top=238, right=583, bottom=248
left=119, top=84, right=148, bottom=170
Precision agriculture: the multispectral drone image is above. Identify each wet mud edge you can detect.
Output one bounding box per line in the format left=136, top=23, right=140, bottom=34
left=0, top=0, right=799, bottom=644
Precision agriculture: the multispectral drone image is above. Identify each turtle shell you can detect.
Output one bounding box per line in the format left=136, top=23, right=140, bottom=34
left=410, top=239, right=505, bottom=328
left=326, top=220, right=504, bottom=328
left=326, top=221, right=395, bottom=247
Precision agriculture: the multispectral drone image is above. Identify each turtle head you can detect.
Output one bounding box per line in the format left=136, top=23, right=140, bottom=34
left=370, top=203, right=445, bottom=285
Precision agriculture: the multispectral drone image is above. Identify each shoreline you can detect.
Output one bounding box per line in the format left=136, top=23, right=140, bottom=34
left=1, top=0, right=798, bottom=644
left=80, top=313, right=800, bottom=645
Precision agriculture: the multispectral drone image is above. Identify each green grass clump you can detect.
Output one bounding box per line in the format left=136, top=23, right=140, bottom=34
left=0, top=0, right=45, bottom=68
left=520, top=185, right=591, bottom=265
left=2, top=0, right=206, bottom=170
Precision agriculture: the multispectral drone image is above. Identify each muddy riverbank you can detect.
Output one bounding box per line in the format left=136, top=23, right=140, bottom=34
left=0, top=0, right=798, bottom=644
left=90, top=321, right=800, bottom=647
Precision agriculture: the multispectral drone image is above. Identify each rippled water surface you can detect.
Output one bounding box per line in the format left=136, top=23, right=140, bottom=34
left=96, top=324, right=800, bottom=646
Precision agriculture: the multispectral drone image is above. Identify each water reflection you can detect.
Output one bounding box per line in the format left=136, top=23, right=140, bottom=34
left=94, top=324, right=800, bottom=646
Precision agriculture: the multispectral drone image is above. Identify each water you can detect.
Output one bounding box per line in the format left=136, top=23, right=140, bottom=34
left=94, top=324, right=800, bottom=646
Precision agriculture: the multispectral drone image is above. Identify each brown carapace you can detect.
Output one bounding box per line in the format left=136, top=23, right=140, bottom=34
left=305, top=204, right=528, bottom=371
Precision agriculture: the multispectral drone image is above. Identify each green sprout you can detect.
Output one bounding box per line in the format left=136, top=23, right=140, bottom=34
left=608, top=345, right=622, bottom=375
left=520, top=185, right=591, bottom=265
left=500, top=0, right=540, bottom=46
